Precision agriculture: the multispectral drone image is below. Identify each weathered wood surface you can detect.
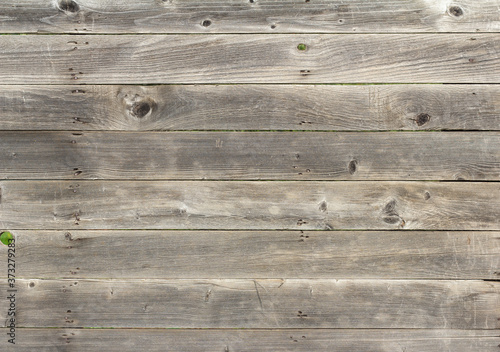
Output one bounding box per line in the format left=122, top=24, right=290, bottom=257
left=1, top=329, right=499, bottom=352
left=2, top=84, right=500, bottom=131
left=1, top=0, right=499, bottom=34
left=1, top=35, right=500, bottom=84
left=1, top=132, right=499, bottom=180
left=0, top=181, right=498, bottom=230
left=6, top=230, right=499, bottom=280
left=4, top=279, right=499, bottom=328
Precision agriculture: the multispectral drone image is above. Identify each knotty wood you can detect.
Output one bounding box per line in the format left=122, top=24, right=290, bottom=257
left=2, top=329, right=499, bottom=351
left=0, top=0, right=499, bottom=34
left=1, top=84, right=500, bottom=131
left=1, top=35, right=499, bottom=84
left=7, top=230, right=499, bottom=280
left=0, top=181, right=498, bottom=230
left=1, top=132, right=499, bottom=180
left=4, top=279, right=498, bottom=328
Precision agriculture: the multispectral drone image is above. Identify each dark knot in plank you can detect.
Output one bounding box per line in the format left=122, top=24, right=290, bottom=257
left=415, top=113, right=431, bottom=126
left=58, top=0, right=80, bottom=14
left=131, top=101, right=152, bottom=119
left=448, top=5, right=464, bottom=17
left=348, top=159, right=358, bottom=175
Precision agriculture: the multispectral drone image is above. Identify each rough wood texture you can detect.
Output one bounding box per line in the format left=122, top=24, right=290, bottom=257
left=1, top=34, right=500, bottom=84
left=1, top=131, right=499, bottom=180
left=1, top=329, right=499, bottom=352
left=6, top=230, right=499, bottom=280
left=4, top=279, right=499, bottom=328
left=0, top=0, right=499, bottom=34
left=0, top=181, right=498, bottom=230
left=2, top=84, right=500, bottom=131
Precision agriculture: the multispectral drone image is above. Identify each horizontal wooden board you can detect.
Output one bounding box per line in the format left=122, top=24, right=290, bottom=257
left=0, top=0, right=499, bottom=34
left=1, top=35, right=499, bottom=84
left=5, top=230, right=499, bottom=280
left=1, top=132, right=499, bottom=180
left=3, top=279, right=499, bottom=328
left=0, top=181, right=498, bottom=230
left=2, top=84, right=500, bottom=131
left=1, top=329, right=499, bottom=352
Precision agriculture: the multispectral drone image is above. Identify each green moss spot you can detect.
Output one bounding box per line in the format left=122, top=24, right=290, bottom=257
left=297, top=43, right=307, bottom=51
left=0, top=231, right=13, bottom=246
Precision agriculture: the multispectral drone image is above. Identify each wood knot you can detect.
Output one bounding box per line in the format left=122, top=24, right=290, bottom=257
left=415, top=113, right=430, bottom=126
left=58, top=0, right=80, bottom=13
left=319, top=201, right=327, bottom=212
left=131, top=101, right=152, bottom=118
left=29, top=282, right=35, bottom=288
left=382, top=199, right=400, bottom=224
left=448, top=5, right=463, bottom=17
left=202, top=19, right=212, bottom=27
left=348, top=159, right=358, bottom=175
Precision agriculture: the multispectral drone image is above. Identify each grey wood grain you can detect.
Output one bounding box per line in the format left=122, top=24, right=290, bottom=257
left=3, top=279, right=498, bottom=328
left=0, top=181, right=498, bottom=230
left=0, top=0, right=499, bottom=34
left=6, top=230, right=499, bottom=280
left=1, top=34, right=499, bottom=84
left=2, top=329, right=499, bottom=352
left=1, top=131, right=499, bottom=180
left=1, top=84, right=500, bottom=131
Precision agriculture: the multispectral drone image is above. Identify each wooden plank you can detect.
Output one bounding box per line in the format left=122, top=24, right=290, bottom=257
left=6, top=230, right=499, bottom=280
left=2, top=84, right=500, bottom=131
left=2, top=329, right=499, bottom=352
left=1, top=34, right=499, bottom=84
left=0, top=181, right=498, bottom=230
left=3, top=279, right=499, bottom=328
left=1, top=132, right=499, bottom=181
left=1, top=0, right=499, bottom=34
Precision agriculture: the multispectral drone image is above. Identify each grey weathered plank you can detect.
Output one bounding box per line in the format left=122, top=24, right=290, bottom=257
left=1, top=329, right=499, bottom=352
left=1, top=132, right=499, bottom=180
left=1, top=84, right=500, bottom=131
left=6, top=230, right=499, bottom=280
left=0, top=0, right=499, bottom=34
left=1, top=35, right=499, bottom=84
left=3, top=279, right=499, bottom=328
left=0, top=181, right=498, bottom=230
